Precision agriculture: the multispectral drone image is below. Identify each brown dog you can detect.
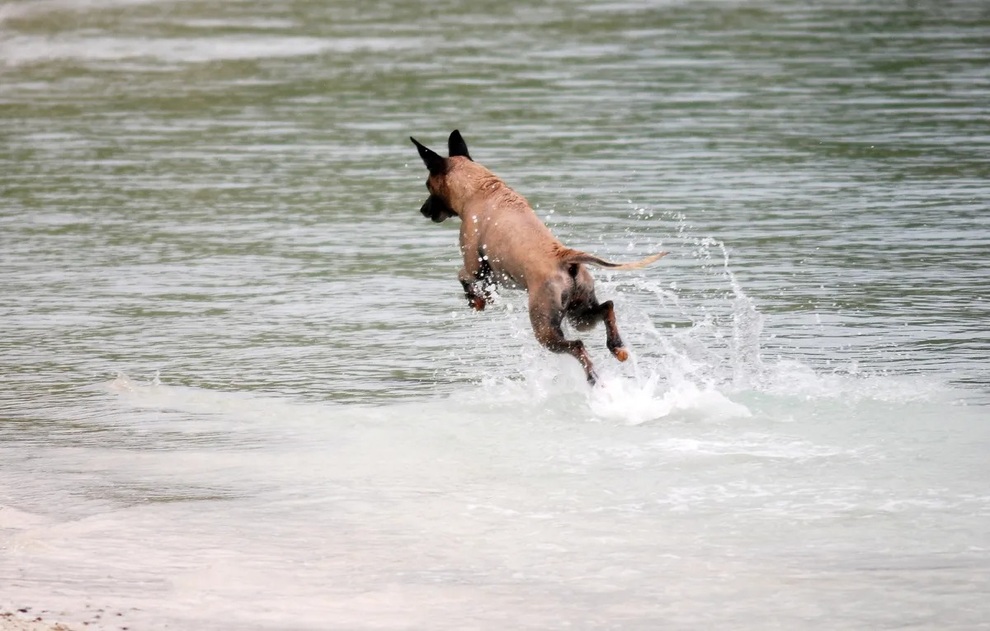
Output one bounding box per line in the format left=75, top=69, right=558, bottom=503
left=411, top=130, right=666, bottom=385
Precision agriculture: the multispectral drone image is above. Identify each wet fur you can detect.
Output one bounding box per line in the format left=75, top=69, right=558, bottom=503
left=411, top=130, right=666, bottom=385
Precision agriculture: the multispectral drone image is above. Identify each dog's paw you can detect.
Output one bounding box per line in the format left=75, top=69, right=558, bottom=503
left=612, top=347, right=629, bottom=362
left=469, top=297, right=486, bottom=311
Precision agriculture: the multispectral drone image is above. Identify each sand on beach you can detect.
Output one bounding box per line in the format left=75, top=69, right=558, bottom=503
left=0, top=612, right=77, bottom=631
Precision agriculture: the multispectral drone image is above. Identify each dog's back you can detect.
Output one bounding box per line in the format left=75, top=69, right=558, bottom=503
left=448, top=159, right=568, bottom=290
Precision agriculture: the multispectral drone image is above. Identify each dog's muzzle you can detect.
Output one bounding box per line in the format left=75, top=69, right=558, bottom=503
left=420, top=194, right=455, bottom=223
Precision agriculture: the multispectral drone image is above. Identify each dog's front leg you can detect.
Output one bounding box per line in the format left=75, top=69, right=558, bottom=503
left=458, top=220, right=489, bottom=310
left=458, top=267, right=487, bottom=311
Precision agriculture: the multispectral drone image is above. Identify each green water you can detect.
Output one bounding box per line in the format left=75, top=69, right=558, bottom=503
left=3, top=0, right=987, bottom=400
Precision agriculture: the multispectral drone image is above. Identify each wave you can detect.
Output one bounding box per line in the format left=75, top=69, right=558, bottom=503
left=101, top=211, right=958, bottom=426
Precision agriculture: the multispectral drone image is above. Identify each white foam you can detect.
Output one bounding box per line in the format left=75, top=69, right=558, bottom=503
left=647, top=435, right=850, bottom=461
left=0, top=504, right=53, bottom=530
left=588, top=374, right=751, bottom=425
left=757, top=359, right=952, bottom=403
left=1, top=35, right=334, bottom=66
left=0, top=0, right=166, bottom=25
left=104, top=373, right=341, bottom=426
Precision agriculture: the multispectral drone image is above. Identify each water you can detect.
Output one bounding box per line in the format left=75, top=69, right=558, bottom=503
left=1, top=0, right=989, bottom=629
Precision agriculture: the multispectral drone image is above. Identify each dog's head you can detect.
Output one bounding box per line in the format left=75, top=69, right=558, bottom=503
left=410, top=130, right=472, bottom=223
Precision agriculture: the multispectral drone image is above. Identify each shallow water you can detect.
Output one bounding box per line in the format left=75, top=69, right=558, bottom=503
left=1, top=0, right=989, bottom=629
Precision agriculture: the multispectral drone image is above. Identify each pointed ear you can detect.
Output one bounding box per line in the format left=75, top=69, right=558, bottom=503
left=448, top=129, right=471, bottom=160
left=410, top=137, right=446, bottom=175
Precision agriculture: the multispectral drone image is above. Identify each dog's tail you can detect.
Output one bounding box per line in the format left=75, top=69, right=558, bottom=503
left=562, top=250, right=668, bottom=271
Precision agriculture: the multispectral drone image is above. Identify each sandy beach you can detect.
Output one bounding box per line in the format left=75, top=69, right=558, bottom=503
left=0, top=612, right=76, bottom=631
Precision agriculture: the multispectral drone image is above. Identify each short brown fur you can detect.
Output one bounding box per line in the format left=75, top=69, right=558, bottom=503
left=411, top=130, right=666, bottom=385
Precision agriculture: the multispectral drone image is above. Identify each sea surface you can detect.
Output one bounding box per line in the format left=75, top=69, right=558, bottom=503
left=1, top=0, right=988, bottom=629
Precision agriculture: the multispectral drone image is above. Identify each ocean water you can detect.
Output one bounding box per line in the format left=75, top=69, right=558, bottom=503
left=1, top=0, right=989, bottom=629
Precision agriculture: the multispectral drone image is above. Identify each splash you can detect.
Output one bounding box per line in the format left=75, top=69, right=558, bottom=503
left=588, top=371, right=751, bottom=425
left=466, top=205, right=954, bottom=420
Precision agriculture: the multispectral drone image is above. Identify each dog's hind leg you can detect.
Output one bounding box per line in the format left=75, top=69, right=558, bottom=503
left=563, top=265, right=629, bottom=363
left=529, top=284, right=598, bottom=384
left=599, top=300, right=629, bottom=362
left=566, top=300, right=629, bottom=363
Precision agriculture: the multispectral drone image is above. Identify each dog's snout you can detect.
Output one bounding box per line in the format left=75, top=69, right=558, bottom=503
left=420, top=194, right=454, bottom=223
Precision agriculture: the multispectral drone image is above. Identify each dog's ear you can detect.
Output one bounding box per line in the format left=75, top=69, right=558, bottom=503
left=448, top=129, right=472, bottom=160
left=410, top=137, right=446, bottom=175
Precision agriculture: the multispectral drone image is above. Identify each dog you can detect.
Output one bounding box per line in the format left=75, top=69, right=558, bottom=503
left=410, top=130, right=666, bottom=385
